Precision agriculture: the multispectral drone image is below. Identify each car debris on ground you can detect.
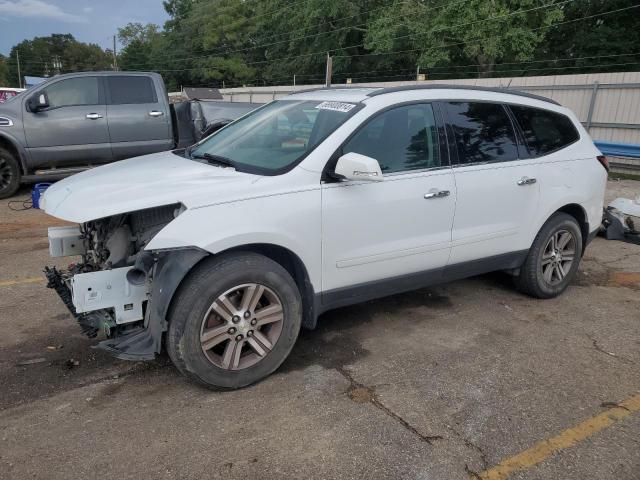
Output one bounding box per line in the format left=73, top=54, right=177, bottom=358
left=601, top=196, right=640, bottom=244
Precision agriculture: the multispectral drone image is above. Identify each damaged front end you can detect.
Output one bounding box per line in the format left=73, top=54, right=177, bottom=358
left=44, top=204, right=207, bottom=360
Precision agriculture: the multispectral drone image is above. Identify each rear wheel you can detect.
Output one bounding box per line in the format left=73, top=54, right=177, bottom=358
left=166, top=252, right=301, bottom=390
left=514, top=213, right=583, bottom=298
left=0, top=148, right=20, bottom=199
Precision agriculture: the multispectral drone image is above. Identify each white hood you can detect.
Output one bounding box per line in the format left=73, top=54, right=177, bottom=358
left=42, top=151, right=259, bottom=223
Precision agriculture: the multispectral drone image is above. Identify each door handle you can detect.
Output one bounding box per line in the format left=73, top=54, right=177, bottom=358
left=85, top=113, right=103, bottom=120
left=148, top=110, right=164, bottom=117
left=424, top=190, right=450, bottom=199
left=517, top=176, right=537, bottom=186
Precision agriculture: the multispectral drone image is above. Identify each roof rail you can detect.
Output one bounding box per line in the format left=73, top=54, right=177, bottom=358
left=289, top=86, right=381, bottom=95
left=366, top=84, right=560, bottom=105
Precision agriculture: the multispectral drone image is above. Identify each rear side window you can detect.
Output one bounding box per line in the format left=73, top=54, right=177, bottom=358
left=343, top=103, right=441, bottom=173
left=510, top=106, right=579, bottom=156
left=446, top=102, right=519, bottom=165
left=107, top=76, right=157, bottom=104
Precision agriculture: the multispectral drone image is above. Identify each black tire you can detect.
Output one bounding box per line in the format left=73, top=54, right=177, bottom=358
left=514, top=212, right=583, bottom=299
left=166, top=252, right=302, bottom=390
left=0, top=147, right=20, bottom=200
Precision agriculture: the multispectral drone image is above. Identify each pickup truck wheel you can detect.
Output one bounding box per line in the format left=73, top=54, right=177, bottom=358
left=514, top=212, right=583, bottom=299
left=166, top=252, right=302, bottom=390
left=0, top=148, right=20, bottom=199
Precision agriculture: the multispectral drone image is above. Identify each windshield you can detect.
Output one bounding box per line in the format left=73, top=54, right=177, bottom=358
left=189, top=99, right=361, bottom=174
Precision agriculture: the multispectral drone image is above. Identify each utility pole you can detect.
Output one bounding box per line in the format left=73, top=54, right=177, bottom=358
left=16, top=51, right=22, bottom=88
left=325, top=53, right=332, bottom=88
left=293, top=74, right=296, bottom=89
left=52, top=56, right=62, bottom=76
left=112, top=35, right=118, bottom=71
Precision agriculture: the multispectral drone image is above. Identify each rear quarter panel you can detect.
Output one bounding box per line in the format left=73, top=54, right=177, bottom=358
left=533, top=128, right=606, bottom=240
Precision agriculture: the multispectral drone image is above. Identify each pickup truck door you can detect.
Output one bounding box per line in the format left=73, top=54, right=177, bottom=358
left=105, top=75, right=173, bottom=160
left=23, top=76, right=112, bottom=168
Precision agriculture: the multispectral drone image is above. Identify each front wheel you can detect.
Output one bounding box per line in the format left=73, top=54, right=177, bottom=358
left=166, top=252, right=302, bottom=390
left=0, top=148, right=20, bottom=199
left=514, top=212, right=583, bottom=299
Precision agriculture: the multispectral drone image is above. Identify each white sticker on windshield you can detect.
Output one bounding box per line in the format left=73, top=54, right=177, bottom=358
left=315, top=101, right=357, bottom=113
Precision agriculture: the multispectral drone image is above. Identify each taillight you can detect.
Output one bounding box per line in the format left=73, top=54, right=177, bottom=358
left=597, top=155, right=609, bottom=172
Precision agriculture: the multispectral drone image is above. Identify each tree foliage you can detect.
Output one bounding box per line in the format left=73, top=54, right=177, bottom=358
left=0, top=55, right=9, bottom=86
left=365, top=0, right=564, bottom=77
left=4, top=34, right=112, bottom=87
left=3, top=0, right=639, bottom=89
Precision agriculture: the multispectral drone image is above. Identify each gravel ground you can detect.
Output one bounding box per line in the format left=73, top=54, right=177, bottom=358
left=0, top=180, right=638, bottom=480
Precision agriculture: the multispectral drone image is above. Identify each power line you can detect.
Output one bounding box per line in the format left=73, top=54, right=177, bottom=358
left=119, top=0, right=472, bottom=69
left=331, top=0, right=574, bottom=55
left=334, top=2, right=640, bottom=59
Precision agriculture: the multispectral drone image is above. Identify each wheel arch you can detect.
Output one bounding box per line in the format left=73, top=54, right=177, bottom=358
left=0, top=132, right=28, bottom=175
left=554, top=203, right=590, bottom=254
left=220, top=243, right=318, bottom=330
left=161, top=242, right=318, bottom=336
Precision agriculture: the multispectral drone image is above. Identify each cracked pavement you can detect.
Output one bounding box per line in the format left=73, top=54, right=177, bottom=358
left=1, top=180, right=639, bottom=480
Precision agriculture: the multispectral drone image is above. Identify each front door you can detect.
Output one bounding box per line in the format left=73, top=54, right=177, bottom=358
left=321, top=102, right=455, bottom=305
left=23, top=76, right=112, bottom=168
left=442, top=101, right=540, bottom=265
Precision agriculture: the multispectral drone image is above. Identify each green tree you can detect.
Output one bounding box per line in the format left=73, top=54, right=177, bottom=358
left=532, top=0, right=640, bottom=76
left=365, top=0, right=564, bottom=78
left=0, top=54, right=9, bottom=86
left=6, top=34, right=112, bottom=85
left=252, top=0, right=392, bottom=85
left=118, top=23, right=161, bottom=72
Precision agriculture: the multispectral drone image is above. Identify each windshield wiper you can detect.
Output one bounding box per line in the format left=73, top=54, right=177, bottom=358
left=190, top=152, right=237, bottom=169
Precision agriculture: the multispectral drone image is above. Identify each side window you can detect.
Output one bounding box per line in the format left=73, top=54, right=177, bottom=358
left=510, top=106, right=579, bottom=156
left=44, top=77, right=99, bottom=108
left=343, top=103, right=441, bottom=173
left=107, top=76, right=157, bottom=104
left=446, top=102, right=519, bottom=164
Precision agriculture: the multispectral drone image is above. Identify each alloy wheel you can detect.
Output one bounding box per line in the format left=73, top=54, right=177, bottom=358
left=541, top=229, right=576, bottom=285
left=199, top=283, right=284, bottom=370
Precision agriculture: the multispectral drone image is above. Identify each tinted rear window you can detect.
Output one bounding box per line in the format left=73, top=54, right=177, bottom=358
left=510, top=106, right=579, bottom=156
left=107, top=76, right=157, bottom=104
left=446, top=102, right=519, bottom=164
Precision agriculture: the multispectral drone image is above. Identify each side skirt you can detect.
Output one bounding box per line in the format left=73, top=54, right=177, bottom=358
left=317, top=250, right=528, bottom=315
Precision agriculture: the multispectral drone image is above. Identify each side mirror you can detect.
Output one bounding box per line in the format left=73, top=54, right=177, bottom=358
left=28, top=91, right=49, bottom=112
left=334, top=152, right=383, bottom=182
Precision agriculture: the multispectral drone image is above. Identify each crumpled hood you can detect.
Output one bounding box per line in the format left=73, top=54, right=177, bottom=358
left=42, top=151, right=259, bottom=223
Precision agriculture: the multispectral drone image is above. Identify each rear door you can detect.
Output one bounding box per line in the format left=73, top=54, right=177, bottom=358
left=442, top=101, right=540, bottom=265
left=105, top=75, right=172, bottom=160
left=23, top=76, right=111, bottom=168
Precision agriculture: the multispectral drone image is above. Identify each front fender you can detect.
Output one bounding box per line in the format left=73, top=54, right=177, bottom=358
left=0, top=130, right=29, bottom=174
left=146, top=189, right=322, bottom=290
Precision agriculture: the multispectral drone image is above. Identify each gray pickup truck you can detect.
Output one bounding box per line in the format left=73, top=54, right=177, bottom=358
left=0, top=71, right=259, bottom=198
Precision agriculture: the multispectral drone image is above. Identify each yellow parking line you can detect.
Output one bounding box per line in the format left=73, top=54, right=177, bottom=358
left=478, top=393, right=640, bottom=480
left=0, top=277, right=43, bottom=287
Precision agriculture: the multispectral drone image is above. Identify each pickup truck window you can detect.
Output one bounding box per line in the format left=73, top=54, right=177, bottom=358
left=45, top=77, right=99, bottom=108
left=106, top=76, right=157, bottom=104
left=190, top=100, right=361, bottom=175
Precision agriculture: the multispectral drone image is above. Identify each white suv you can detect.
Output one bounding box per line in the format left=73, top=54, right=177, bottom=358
left=42, top=85, right=608, bottom=389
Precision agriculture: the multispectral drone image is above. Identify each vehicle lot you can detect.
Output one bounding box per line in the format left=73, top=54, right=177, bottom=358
left=0, top=181, right=638, bottom=480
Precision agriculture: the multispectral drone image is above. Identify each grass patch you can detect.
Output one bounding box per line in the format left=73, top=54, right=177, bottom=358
left=609, top=171, right=640, bottom=181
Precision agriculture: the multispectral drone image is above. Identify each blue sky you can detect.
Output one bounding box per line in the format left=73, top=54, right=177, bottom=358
left=0, top=0, right=170, bottom=55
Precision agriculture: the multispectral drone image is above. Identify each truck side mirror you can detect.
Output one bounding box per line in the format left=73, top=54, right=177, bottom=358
left=28, top=91, right=50, bottom=112
left=334, top=152, right=384, bottom=182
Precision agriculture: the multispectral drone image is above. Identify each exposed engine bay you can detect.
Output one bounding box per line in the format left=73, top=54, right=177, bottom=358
left=45, top=203, right=183, bottom=340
